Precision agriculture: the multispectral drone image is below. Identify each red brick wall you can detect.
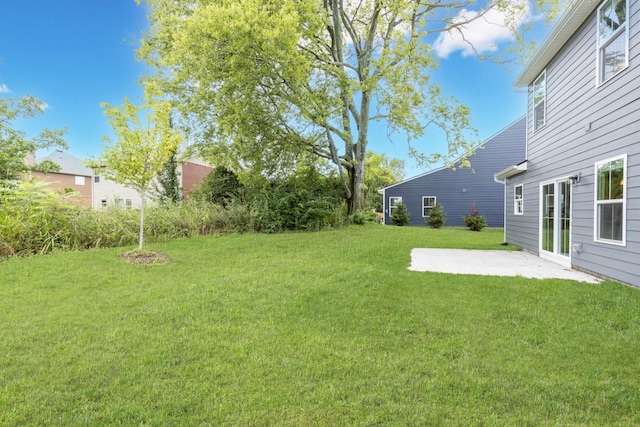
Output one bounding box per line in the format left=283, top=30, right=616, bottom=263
left=182, top=162, right=213, bottom=200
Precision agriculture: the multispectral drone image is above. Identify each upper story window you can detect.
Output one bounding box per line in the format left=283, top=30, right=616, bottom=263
left=598, top=0, right=628, bottom=84
left=75, top=176, right=85, bottom=186
left=594, top=154, right=626, bottom=245
left=94, top=175, right=100, bottom=183
left=533, top=71, right=546, bottom=131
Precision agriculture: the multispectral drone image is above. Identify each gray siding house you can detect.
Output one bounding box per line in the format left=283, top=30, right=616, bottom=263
left=382, top=116, right=526, bottom=227
left=495, top=0, right=640, bottom=286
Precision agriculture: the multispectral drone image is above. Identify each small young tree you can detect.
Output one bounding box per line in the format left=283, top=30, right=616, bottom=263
left=426, top=203, right=446, bottom=229
left=391, top=202, right=410, bottom=226
left=93, top=83, right=182, bottom=250
left=463, top=202, right=486, bottom=231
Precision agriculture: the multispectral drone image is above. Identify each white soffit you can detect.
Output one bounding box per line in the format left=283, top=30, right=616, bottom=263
left=494, top=161, right=528, bottom=179
left=514, top=0, right=599, bottom=87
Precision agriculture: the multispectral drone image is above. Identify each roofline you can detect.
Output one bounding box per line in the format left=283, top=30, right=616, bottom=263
left=494, top=161, right=528, bottom=179
left=380, top=115, right=526, bottom=192
left=514, top=0, right=600, bottom=87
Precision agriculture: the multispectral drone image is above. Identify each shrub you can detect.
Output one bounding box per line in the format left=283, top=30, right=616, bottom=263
left=463, top=203, right=486, bottom=231
left=391, top=202, right=410, bottom=226
left=426, top=203, right=446, bottom=228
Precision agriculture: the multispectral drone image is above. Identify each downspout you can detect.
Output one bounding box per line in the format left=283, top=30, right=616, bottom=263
left=493, top=174, right=507, bottom=244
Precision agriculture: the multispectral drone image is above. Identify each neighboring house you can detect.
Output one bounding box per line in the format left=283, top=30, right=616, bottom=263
left=30, top=150, right=93, bottom=206
left=91, top=168, right=142, bottom=210
left=494, top=0, right=640, bottom=286
left=381, top=116, right=526, bottom=227
left=31, top=151, right=213, bottom=209
left=92, top=156, right=214, bottom=208
left=180, top=158, right=213, bottom=200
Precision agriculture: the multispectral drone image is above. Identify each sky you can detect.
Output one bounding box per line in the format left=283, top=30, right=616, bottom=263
left=0, top=0, right=552, bottom=178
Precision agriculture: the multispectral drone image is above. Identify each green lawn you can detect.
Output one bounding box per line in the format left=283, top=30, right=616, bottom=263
left=1, top=226, right=638, bottom=425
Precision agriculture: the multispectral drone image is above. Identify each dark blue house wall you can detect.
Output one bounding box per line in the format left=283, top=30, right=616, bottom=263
left=382, top=117, right=526, bottom=227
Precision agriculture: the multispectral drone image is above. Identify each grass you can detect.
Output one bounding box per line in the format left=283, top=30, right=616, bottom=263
left=1, top=225, right=638, bottom=425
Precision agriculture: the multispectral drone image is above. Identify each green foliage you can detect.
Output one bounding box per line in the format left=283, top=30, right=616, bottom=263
left=191, top=166, right=243, bottom=208
left=250, top=169, right=345, bottom=233
left=364, top=151, right=405, bottom=212
left=427, top=203, right=447, bottom=228
left=152, top=148, right=182, bottom=205
left=464, top=202, right=486, bottom=231
left=349, top=210, right=379, bottom=225
left=94, top=82, right=183, bottom=249
left=391, top=202, right=410, bottom=226
left=0, top=95, right=68, bottom=180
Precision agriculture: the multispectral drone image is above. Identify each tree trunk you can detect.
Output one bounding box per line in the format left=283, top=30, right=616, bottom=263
left=138, top=189, right=145, bottom=250
left=346, top=161, right=365, bottom=215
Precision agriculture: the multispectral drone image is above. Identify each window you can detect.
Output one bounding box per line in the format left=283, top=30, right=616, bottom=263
left=100, top=199, right=107, bottom=207
left=75, top=176, right=86, bottom=186
left=115, top=198, right=124, bottom=208
left=94, top=175, right=100, bottom=183
left=595, top=155, right=626, bottom=244
left=125, top=199, right=132, bottom=209
left=598, top=0, right=628, bottom=84
left=514, top=185, right=523, bottom=215
left=422, top=196, right=436, bottom=217
left=533, top=71, right=546, bottom=131
left=389, top=197, right=402, bottom=217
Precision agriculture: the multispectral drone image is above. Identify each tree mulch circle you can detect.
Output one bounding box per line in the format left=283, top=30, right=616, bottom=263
left=120, top=249, right=169, bottom=265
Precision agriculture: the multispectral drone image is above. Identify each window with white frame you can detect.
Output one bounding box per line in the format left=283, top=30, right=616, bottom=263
left=100, top=199, right=107, bottom=207
left=533, top=71, right=546, bottom=131
left=514, top=184, right=524, bottom=215
left=597, top=0, right=628, bottom=84
left=389, top=197, right=402, bottom=217
left=75, top=176, right=86, bottom=186
left=125, top=199, right=132, bottom=209
left=94, top=175, right=100, bottom=183
left=595, top=155, right=626, bottom=244
left=422, top=196, right=436, bottom=217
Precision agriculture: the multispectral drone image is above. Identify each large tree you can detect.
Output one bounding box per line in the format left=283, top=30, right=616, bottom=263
left=0, top=95, right=68, bottom=180
left=93, top=84, right=182, bottom=250
left=138, top=0, right=559, bottom=214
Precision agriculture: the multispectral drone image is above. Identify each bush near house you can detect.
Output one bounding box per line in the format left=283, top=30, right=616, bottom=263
left=463, top=203, right=486, bottom=231
left=426, top=203, right=446, bottom=228
left=391, top=202, right=410, bottom=226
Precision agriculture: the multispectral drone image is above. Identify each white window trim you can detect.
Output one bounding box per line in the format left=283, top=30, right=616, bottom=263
left=596, top=0, right=629, bottom=86
left=75, top=176, right=86, bottom=186
left=532, top=70, right=546, bottom=132
left=389, top=197, right=402, bottom=217
left=422, top=196, right=436, bottom=217
left=594, top=154, right=627, bottom=246
left=514, top=184, right=524, bottom=215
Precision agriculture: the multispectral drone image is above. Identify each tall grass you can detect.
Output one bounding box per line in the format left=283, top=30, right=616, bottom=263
left=0, top=180, right=344, bottom=257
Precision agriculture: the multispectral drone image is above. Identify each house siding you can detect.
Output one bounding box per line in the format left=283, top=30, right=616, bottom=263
left=383, top=117, right=526, bottom=227
left=505, top=0, right=640, bottom=286
left=31, top=171, right=92, bottom=206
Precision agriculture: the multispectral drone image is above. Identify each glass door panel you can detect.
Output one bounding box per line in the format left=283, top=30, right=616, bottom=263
left=542, top=183, right=554, bottom=252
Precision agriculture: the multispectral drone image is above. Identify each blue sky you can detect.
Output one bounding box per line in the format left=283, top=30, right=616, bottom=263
left=1, top=1, right=549, bottom=178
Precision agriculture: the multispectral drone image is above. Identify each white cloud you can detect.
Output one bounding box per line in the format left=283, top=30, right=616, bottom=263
left=433, top=1, right=530, bottom=58
left=0, top=83, right=10, bottom=93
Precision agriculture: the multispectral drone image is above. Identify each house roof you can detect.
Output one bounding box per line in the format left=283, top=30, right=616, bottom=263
left=40, top=150, right=93, bottom=176
left=380, top=116, right=526, bottom=192
left=514, top=0, right=600, bottom=87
